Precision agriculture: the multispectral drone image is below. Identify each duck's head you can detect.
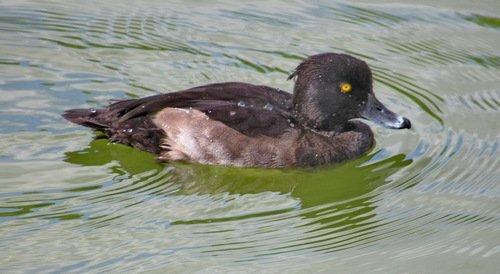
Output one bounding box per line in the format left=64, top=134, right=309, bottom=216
left=289, top=53, right=411, bottom=131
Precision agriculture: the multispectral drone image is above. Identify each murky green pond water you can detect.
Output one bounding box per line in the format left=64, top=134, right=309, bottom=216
left=1, top=0, right=499, bottom=273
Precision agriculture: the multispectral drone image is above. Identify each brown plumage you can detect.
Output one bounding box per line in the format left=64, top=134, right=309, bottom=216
left=63, top=53, right=411, bottom=167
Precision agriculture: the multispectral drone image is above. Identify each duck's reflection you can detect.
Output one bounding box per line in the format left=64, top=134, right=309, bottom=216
left=64, top=138, right=413, bottom=253
left=64, top=138, right=412, bottom=210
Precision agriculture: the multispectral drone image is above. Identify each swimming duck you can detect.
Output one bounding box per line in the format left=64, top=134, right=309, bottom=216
left=63, top=53, right=411, bottom=167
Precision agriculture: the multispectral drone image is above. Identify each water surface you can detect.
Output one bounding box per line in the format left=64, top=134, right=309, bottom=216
left=0, top=0, right=499, bottom=273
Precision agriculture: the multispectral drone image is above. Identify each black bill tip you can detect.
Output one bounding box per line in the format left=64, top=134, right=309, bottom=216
left=401, top=117, right=411, bottom=129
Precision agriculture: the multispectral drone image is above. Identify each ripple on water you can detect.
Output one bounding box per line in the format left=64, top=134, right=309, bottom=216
left=0, top=0, right=499, bottom=272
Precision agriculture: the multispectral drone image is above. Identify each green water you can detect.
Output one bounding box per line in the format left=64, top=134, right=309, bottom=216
left=0, top=0, right=499, bottom=273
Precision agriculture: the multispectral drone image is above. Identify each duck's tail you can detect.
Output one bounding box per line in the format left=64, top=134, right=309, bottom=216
left=62, top=106, right=164, bottom=154
left=62, top=108, right=110, bottom=129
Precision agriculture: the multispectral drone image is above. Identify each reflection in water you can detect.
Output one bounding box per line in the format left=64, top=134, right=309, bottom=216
left=57, top=138, right=411, bottom=255
left=0, top=136, right=413, bottom=264
left=63, top=139, right=411, bottom=208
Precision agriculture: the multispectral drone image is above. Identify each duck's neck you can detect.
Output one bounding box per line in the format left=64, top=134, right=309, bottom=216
left=292, top=109, right=349, bottom=133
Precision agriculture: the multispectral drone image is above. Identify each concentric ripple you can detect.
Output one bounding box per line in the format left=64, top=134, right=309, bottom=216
left=0, top=0, right=499, bottom=273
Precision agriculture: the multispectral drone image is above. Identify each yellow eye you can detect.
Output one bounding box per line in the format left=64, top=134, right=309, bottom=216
left=340, top=83, right=352, bottom=93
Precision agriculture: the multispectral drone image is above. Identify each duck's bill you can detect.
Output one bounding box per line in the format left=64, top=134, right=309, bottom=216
left=361, top=93, right=411, bottom=129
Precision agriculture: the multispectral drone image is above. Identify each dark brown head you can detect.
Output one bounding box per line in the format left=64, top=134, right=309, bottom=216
left=289, top=53, right=410, bottom=131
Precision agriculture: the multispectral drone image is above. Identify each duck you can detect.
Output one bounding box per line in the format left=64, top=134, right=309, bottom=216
left=63, top=53, right=411, bottom=168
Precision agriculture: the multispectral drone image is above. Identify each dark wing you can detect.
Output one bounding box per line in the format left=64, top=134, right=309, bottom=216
left=111, top=82, right=294, bottom=137
left=63, top=82, right=294, bottom=153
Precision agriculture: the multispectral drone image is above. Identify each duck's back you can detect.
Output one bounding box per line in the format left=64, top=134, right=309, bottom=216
left=62, top=82, right=294, bottom=154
